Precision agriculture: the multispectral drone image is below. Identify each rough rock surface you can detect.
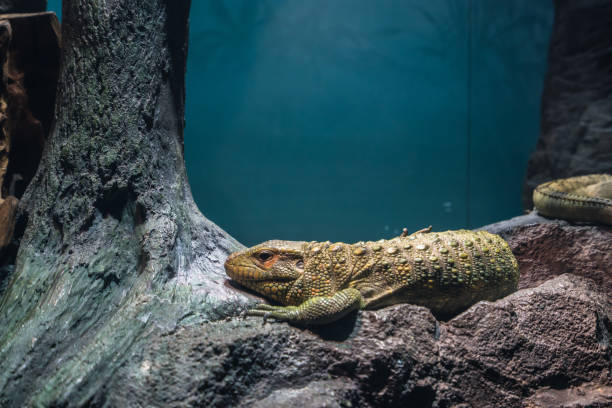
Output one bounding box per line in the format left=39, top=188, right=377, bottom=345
left=0, top=195, right=16, bottom=247
left=108, top=274, right=610, bottom=408
left=104, top=216, right=608, bottom=407
left=0, top=194, right=16, bottom=292
left=0, top=12, right=60, bottom=199
left=524, top=384, right=612, bottom=408
left=523, top=0, right=612, bottom=208
left=0, top=11, right=60, bottom=286
left=481, top=212, right=612, bottom=294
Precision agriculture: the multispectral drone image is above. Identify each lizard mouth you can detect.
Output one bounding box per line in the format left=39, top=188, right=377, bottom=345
left=224, top=262, right=268, bottom=281
left=225, top=263, right=295, bottom=282
left=224, top=254, right=291, bottom=282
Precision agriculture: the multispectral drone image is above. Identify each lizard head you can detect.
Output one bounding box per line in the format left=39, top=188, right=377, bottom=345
left=224, top=240, right=306, bottom=303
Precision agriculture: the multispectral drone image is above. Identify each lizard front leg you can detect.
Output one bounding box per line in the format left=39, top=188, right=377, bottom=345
left=247, top=288, right=364, bottom=325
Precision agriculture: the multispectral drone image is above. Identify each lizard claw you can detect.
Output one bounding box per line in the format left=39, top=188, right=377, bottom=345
left=246, top=303, right=299, bottom=323
left=250, top=303, right=280, bottom=311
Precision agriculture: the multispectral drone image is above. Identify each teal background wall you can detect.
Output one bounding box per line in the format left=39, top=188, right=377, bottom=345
left=46, top=1, right=553, bottom=246
left=47, top=1, right=60, bottom=18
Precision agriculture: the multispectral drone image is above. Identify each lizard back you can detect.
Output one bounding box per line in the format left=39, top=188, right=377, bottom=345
left=225, top=229, right=519, bottom=322
left=301, top=229, right=518, bottom=317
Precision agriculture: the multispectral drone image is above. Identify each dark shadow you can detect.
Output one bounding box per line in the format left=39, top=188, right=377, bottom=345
left=434, top=308, right=467, bottom=322
left=303, top=309, right=361, bottom=341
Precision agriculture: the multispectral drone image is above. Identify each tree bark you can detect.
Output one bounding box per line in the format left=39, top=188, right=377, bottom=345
left=0, top=1, right=248, bottom=405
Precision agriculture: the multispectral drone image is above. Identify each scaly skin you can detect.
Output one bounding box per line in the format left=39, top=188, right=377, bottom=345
left=224, top=229, right=519, bottom=324
left=533, top=174, right=612, bottom=225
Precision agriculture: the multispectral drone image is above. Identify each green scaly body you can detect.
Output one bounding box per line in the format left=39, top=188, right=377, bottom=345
left=533, top=173, right=612, bottom=225
left=225, top=229, right=519, bottom=324
left=225, top=173, right=611, bottom=324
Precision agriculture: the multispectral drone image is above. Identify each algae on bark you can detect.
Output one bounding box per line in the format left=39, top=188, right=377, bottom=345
left=0, top=1, right=249, bottom=406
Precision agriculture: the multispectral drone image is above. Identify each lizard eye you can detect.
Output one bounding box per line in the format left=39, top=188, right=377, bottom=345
left=257, top=251, right=273, bottom=262
left=295, top=260, right=304, bottom=270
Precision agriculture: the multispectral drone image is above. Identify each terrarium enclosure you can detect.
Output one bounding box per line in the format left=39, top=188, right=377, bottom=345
left=0, top=1, right=610, bottom=407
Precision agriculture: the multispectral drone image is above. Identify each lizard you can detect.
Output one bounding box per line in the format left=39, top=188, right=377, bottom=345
left=224, top=173, right=610, bottom=325
left=224, top=228, right=519, bottom=324
left=533, top=173, right=612, bottom=225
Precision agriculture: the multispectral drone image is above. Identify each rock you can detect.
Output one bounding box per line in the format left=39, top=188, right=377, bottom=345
left=0, top=195, right=17, bottom=247
left=481, top=212, right=612, bottom=294
left=478, top=211, right=561, bottom=237
left=523, top=0, right=612, bottom=208
left=108, top=274, right=610, bottom=408
left=0, top=12, right=60, bottom=199
left=250, top=380, right=359, bottom=408
left=438, top=275, right=610, bottom=407
left=0, top=12, right=60, bottom=280
left=524, top=384, right=612, bottom=408
left=8, top=213, right=603, bottom=407
left=0, top=0, right=46, bottom=14
left=101, top=215, right=612, bottom=407
left=0, top=194, right=16, bottom=292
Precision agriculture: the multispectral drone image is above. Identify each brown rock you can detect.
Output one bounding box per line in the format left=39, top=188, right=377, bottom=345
left=0, top=194, right=17, bottom=248
left=101, top=217, right=610, bottom=408
left=108, top=275, right=610, bottom=408
left=0, top=12, right=60, bottom=264
left=523, top=0, right=612, bottom=208
left=512, top=222, right=612, bottom=293
left=440, top=275, right=611, bottom=407
left=0, top=12, right=60, bottom=199
left=481, top=212, right=612, bottom=294
left=524, top=384, right=612, bottom=408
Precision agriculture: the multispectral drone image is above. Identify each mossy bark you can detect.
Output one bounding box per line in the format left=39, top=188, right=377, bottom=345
left=0, top=1, right=249, bottom=406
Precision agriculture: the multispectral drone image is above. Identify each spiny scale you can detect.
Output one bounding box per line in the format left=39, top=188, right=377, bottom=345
left=224, top=229, right=519, bottom=323
left=225, top=173, right=610, bottom=324
left=533, top=173, right=612, bottom=225
left=300, top=229, right=518, bottom=315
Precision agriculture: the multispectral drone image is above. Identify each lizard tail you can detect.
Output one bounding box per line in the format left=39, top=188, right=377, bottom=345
left=533, top=174, right=612, bottom=225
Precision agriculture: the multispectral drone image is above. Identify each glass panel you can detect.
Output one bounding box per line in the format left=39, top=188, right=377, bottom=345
left=186, top=0, right=471, bottom=245
left=469, top=0, right=552, bottom=226
left=44, top=0, right=554, bottom=246
left=47, top=0, right=61, bottom=18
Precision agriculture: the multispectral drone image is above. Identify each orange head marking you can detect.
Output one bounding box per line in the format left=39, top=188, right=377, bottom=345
left=224, top=240, right=307, bottom=304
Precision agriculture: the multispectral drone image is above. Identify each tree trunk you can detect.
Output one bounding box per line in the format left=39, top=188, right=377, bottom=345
left=0, top=1, right=248, bottom=405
